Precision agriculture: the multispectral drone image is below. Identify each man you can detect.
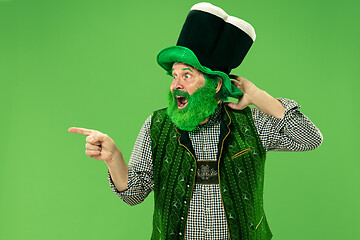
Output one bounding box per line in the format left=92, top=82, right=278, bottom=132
left=69, top=3, right=323, bottom=240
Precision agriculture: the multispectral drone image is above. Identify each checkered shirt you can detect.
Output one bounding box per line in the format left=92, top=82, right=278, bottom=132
left=108, top=98, right=323, bottom=239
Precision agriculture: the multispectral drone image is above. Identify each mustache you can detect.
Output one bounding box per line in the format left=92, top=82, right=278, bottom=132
left=172, top=90, right=190, bottom=98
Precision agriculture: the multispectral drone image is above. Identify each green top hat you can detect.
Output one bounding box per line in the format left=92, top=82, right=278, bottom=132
left=157, top=2, right=256, bottom=100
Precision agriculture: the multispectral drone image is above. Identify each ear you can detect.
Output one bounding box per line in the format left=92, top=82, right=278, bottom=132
left=215, top=77, right=223, bottom=94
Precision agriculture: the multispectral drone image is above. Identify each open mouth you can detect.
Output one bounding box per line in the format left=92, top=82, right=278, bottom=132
left=175, top=95, right=189, bottom=109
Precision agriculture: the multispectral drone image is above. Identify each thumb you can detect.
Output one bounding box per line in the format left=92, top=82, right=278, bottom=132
left=227, top=101, right=246, bottom=110
left=227, top=102, right=236, bottom=109
left=86, top=131, right=108, bottom=145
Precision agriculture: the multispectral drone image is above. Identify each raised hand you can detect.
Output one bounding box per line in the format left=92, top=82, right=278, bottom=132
left=227, top=75, right=285, bottom=118
left=227, top=75, right=260, bottom=110
left=68, top=127, right=121, bottom=163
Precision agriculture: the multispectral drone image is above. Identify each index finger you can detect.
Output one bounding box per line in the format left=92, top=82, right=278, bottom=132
left=68, top=127, right=93, bottom=136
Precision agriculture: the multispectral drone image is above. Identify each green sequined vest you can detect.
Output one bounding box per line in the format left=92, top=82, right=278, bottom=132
left=150, top=105, right=273, bottom=240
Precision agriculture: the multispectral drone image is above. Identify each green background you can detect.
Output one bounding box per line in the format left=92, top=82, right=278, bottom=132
left=1, top=0, right=359, bottom=239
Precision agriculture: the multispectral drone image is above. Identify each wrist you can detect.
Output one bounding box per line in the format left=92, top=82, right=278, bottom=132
left=248, top=87, right=263, bottom=106
left=106, top=148, right=123, bottom=166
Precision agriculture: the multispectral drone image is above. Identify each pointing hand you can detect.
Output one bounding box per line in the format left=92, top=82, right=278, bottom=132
left=68, top=127, right=121, bottom=163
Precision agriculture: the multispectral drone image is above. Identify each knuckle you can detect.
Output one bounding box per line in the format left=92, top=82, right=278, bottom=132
left=86, top=143, right=93, bottom=149
left=103, top=133, right=109, bottom=140
left=94, top=130, right=102, bottom=137
left=85, top=150, right=94, bottom=158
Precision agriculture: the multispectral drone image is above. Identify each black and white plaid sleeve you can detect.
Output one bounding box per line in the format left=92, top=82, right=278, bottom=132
left=107, top=114, right=154, bottom=206
left=251, top=98, right=323, bottom=152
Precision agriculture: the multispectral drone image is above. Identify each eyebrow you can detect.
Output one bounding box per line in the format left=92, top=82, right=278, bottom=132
left=182, top=68, right=193, bottom=73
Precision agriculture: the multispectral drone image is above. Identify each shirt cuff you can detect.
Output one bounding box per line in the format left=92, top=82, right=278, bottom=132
left=107, top=168, right=136, bottom=196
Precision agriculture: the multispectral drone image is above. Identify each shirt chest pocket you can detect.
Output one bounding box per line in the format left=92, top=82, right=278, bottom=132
left=231, top=148, right=251, bottom=159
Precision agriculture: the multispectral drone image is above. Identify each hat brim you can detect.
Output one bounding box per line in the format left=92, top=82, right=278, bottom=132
left=157, top=46, right=243, bottom=99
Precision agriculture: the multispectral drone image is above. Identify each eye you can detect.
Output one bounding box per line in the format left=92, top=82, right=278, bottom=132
left=185, top=74, right=191, bottom=79
left=173, top=75, right=177, bottom=79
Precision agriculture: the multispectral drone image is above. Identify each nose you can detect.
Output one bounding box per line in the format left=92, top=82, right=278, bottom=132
left=170, top=78, right=184, bottom=92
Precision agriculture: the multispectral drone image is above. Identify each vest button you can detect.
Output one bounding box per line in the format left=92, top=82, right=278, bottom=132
left=179, top=232, right=182, bottom=236
left=181, top=216, right=184, bottom=220
left=186, top=184, right=190, bottom=188
left=184, top=200, right=187, bottom=204
left=190, top=168, right=194, bottom=172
